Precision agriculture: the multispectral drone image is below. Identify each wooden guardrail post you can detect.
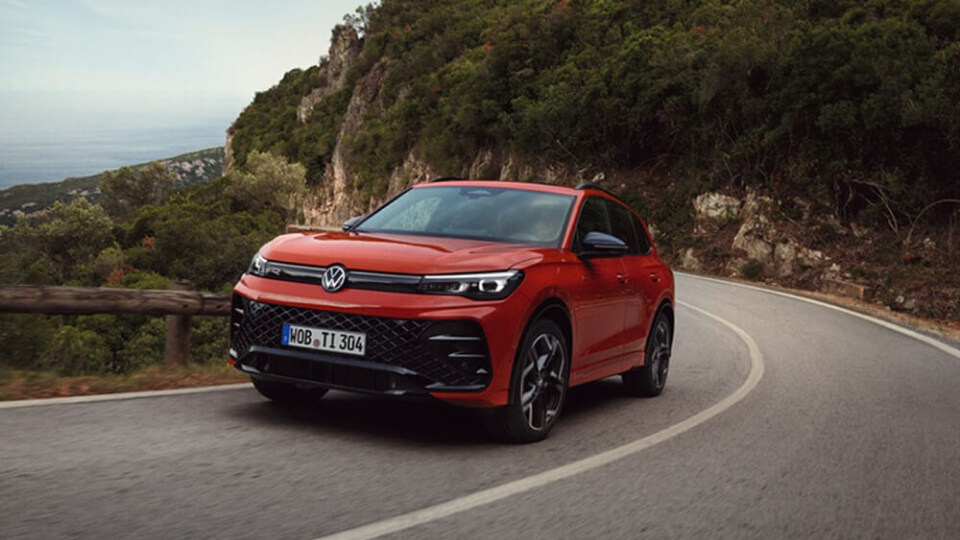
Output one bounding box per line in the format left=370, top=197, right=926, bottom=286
left=164, top=281, right=193, bottom=367
left=0, top=284, right=232, bottom=368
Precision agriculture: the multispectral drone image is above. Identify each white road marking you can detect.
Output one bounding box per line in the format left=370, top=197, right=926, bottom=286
left=679, top=272, right=960, bottom=360
left=0, top=383, right=252, bottom=409
left=316, top=301, right=764, bottom=540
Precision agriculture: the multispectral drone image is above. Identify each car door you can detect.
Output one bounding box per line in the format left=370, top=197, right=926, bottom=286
left=569, top=197, right=630, bottom=381
left=629, top=212, right=666, bottom=335
left=604, top=199, right=651, bottom=368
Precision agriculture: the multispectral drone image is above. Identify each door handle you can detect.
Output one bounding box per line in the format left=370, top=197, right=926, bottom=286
left=649, top=273, right=661, bottom=283
left=616, top=273, right=628, bottom=285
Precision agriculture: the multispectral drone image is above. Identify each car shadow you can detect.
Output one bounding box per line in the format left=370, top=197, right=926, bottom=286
left=225, top=377, right=636, bottom=447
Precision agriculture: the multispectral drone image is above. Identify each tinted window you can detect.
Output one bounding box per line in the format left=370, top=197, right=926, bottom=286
left=573, top=197, right=610, bottom=251
left=356, top=186, right=575, bottom=246
left=606, top=200, right=641, bottom=254
left=632, top=215, right=653, bottom=254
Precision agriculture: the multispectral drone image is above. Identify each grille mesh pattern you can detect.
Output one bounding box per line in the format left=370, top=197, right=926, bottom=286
left=230, top=296, right=488, bottom=387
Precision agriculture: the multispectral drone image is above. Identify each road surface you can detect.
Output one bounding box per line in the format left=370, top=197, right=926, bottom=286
left=2, top=274, right=959, bottom=539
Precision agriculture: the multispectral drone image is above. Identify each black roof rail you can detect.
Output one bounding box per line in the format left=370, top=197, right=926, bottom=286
left=429, top=176, right=465, bottom=183
left=574, top=183, right=620, bottom=199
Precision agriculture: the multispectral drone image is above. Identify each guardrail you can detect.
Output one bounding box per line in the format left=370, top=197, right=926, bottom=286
left=0, top=282, right=231, bottom=366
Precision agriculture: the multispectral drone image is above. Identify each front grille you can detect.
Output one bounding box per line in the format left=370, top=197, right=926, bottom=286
left=230, top=295, right=490, bottom=388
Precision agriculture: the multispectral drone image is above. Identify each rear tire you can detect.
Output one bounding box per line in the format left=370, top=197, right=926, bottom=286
left=483, top=319, right=569, bottom=444
left=622, top=310, right=672, bottom=397
left=252, top=378, right=328, bottom=404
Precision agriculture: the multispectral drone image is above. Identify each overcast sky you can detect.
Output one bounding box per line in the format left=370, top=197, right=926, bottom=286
left=0, top=0, right=363, bottom=136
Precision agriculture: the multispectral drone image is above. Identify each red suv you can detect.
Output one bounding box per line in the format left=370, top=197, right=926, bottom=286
left=230, top=180, right=674, bottom=442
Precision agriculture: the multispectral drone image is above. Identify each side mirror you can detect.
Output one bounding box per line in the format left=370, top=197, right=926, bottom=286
left=342, top=216, right=363, bottom=231
left=579, top=231, right=628, bottom=259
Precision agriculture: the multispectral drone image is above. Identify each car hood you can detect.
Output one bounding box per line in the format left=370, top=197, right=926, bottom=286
left=261, top=231, right=549, bottom=274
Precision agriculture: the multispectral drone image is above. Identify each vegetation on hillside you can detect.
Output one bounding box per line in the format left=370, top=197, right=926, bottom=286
left=229, top=67, right=351, bottom=184
left=0, top=147, right=224, bottom=226
left=231, top=0, right=959, bottom=229
left=0, top=151, right=304, bottom=375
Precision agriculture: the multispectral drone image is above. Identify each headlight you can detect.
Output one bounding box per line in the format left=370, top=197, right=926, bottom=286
left=248, top=252, right=268, bottom=276
left=419, top=270, right=524, bottom=300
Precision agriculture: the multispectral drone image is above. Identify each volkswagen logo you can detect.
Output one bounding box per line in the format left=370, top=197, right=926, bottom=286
left=321, top=264, right=348, bottom=293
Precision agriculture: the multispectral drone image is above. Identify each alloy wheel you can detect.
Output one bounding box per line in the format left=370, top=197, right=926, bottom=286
left=519, top=333, right=567, bottom=431
left=649, top=319, right=671, bottom=390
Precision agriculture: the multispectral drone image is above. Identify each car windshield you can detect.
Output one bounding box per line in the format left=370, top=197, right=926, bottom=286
left=355, top=186, right=575, bottom=246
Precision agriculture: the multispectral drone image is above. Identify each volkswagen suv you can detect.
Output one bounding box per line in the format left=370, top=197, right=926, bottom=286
left=230, top=180, right=674, bottom=442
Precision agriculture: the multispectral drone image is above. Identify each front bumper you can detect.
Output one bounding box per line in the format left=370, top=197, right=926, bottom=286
left=230, top=274, right=527, bottom=407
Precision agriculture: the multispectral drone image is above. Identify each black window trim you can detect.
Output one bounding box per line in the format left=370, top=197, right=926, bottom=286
left=571, top=195, right=654, bottom=256
left=631, top=213, right=654, bottom=255
left=571, top=195, right=614, bottom=254
left=603, top=198, right=644, bottom=255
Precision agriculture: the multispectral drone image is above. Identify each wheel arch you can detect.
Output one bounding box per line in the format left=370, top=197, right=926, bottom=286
left=528, top=298, right=573, bottom=355
left=654, top=298, right=675, bottom=346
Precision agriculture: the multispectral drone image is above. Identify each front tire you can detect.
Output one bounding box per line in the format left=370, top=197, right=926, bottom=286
left=483, top=319, right=569, bottom=443
left=252, top=378, right=328, bottom=404
left=622, top=310, right=672, bottom=397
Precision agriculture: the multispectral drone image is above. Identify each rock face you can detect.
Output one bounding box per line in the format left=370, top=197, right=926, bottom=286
left=296, top=26, right=362, bottom=122
left=296, top=46, right=587, bottom=228
left=224, top=130, right=235, bottom=172
left=226, top=21, right=597, bottom=228
left=225, top=26, right=361, bottom=175
left=731, top=190, right=777, bottom=263
left=694, top=193, right=741, bottom=220
left=680, top=248, right=702, bottom=271
left=309, top=59, right=394, bottom=227
left=691, top=189, right=830, bottom=279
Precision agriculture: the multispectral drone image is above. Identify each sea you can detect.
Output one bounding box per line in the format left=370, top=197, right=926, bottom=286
left=0, top=122, right=230, bottom=190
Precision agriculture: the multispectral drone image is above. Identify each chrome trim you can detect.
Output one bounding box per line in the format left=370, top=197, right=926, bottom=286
left=428, top=335, right=483, bottom=342
left=420, top=270, right=519, bottom=281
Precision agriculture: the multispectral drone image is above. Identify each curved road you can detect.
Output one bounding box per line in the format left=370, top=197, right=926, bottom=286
left=2, top=274, right=959, bottom=539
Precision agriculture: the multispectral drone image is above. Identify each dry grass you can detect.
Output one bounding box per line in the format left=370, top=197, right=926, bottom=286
left=0, top=362, right=248, bottom=401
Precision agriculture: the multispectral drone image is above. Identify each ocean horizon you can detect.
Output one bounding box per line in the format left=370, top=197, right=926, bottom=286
left=0, top=122, right=230, bottom=190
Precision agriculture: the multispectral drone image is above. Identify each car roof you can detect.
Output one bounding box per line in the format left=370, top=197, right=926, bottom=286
left=411, top=179, right=584, bottom=197
left=412, top=179, right=637, bottom=209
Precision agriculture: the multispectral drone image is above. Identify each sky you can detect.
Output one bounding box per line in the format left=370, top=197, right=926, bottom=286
left=0, top=0, right=364, bottom=138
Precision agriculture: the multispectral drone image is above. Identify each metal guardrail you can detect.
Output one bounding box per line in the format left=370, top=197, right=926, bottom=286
left=0, top=282, right=231, bottom=366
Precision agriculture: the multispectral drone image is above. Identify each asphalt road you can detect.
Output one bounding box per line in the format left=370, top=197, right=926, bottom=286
left=2, top=274, right=959, bottom=539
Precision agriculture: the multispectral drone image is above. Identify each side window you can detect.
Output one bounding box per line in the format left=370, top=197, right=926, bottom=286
left=632, top=215, right=653, bottom=254
left=573, top=197, right=610, bottom=251
left=606, top=200, right=641, bottom=254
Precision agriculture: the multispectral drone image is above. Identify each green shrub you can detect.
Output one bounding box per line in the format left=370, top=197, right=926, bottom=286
left=119, top=318, right=167, bottom=372
left=40, top=326, right=113, bottom=375
left=0, top=314, right=59, bottom=369
left=192, top=317, right=229, bottom=365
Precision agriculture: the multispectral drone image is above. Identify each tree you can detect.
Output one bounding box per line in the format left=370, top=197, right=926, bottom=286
left=0, top=198, right=115, bottom=284
left=225, top=150, right=307, bottom=216
left=101, top=162, right=177, bottom=219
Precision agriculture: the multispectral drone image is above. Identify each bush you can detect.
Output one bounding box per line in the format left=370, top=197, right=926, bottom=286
left=0, top=314, right=59, bottom=369
left=40, top=326, right=113, bottom=375
left=118, top=318, right=166, bottom=373
left=224, top=150, right=307, bottom=216
left=192, top=317, right=229, bottom=364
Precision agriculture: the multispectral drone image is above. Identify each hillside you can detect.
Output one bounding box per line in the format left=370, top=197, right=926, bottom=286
left=225, top=0, right=959, bottom=323
left=0, top=147, right=223, bottom=226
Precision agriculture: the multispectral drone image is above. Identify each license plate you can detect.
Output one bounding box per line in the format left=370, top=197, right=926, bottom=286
left=281, top=324, right=366, bottom=356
